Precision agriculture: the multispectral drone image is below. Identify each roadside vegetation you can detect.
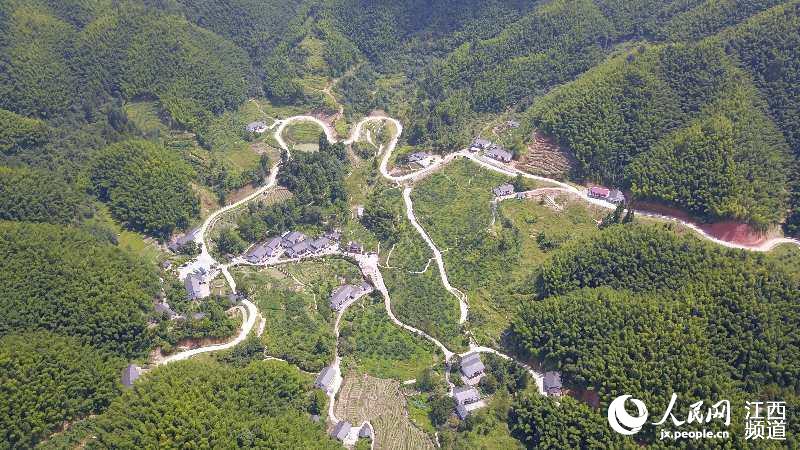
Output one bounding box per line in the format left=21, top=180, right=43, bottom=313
left=233, top=259, right=361, bottom=372
left=412, top=160, right=606, bottom=344
left=339, top=293, right=441, bottom=380
left=366, top=187, right=465, bottom=351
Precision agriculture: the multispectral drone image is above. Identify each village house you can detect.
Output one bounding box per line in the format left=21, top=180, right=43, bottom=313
left=281, top=231, right=306, bottom=248
left=492, top=183, right=515, bottom=197
left=486, top=146, right=513, bottom=163
left=285, top=240, right=312, bottom=258
left=329, top=282, right=373, bottom=311
left=168, top=228, right=199, bottom=252
left=507, top=120, right=520, bottom=129
left=325, top=230, right=342, bottom=242
left=355, top=205, right=365, bottom=219
left=460, top=352, right=486, bottom=380
left=245, top=243, right=270, bottom=264
left=314, top=366, right=337, bottom=393
left=470, top=138, right=492, bottom=152
left=121, top=364, right=141, bottom=388
left=406, top=151, right=432, bottom=164
left=453, top=386, right=480, bottom=405
left=309, top=236, right=332, bottom=253
left=245, top=121, right=268, bottom=133
left=191, top=312, right=207, bottom=320
left=185, top=272, right=210, bottom=300
left=346, top=241, right=364, bottom=254
left=544, top=371, right=563, bottom=397
left=358, top=424, right=373, bottom=440
left=331, top=421, right=351, bottom=442
left=453, top=385, right=481, bottom=419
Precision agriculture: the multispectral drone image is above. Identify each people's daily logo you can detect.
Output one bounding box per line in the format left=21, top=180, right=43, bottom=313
left=607, top=395, right=649, bottom=435
left=607, top=394, right=786, bottom=441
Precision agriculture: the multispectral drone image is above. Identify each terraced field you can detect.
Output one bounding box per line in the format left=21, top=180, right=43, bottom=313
left=334, top=373, right=435, bottom=450
left=515, top=130, right=576, bottom=179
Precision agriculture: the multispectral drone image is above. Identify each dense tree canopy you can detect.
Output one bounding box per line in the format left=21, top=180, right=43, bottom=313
left=0, top=1, right=252, bottom=120
left=510, top=224, right=800, bottom=444
left=0, top=222, right=159, bottom=357
left=0, top=166, right=92, bottom=224
left=89, top=360, right=339, bottom=449
left=278, top=141, right=349, bottom=207
left=90, top=140, right=198, bottom=237
left=0, top=108, right=48, bottom=154
left=0, top=331, right=124, bottom=449
left=509, top=394, right=632, bottom=449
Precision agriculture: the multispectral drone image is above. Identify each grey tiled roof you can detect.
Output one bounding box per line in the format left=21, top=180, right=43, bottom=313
left=121, top=364, right=140, bottom=387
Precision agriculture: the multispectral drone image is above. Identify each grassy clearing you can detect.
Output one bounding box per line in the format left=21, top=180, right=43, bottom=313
left=299, top=37, right=328, bottom=74
left=283, top=121, right=325, bottom=151
left=125, top=101, right=170, bottom=138
left=339, top=294, right=441, bottom=381
left=232, top=258, right=362, bottom=372
left=406, top=393, right=437, bottom=435
left=86, top=205, right=165, bottom=266
left=412, top=159, right=606, bottom=345
left=335, top=118, right=351, bottom=137
left=334, top=373, right=435, bottom=450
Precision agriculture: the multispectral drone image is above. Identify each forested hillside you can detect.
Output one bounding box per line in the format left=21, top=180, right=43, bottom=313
left=1, top=1, right=799, bottom=447
left=0, top=222, right=159, bottom=357
left=0, top=166, right=92, bottom=224
left=510, top=224, right=800, bottom=445
left=90, top=140, right=198, bottom=237
left=0, top=332, right=124, bottom=449
left=88, top=360, right=339, bottom=448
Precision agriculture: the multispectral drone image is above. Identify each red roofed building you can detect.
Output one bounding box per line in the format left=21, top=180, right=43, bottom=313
left=589, top=186, right=610, bottom=199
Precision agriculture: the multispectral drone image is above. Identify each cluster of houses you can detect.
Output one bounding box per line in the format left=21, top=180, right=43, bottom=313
left=588, top=186, right=626, bottom=204
left=470, top=138, right=513, bottom=163
left=328, top=281, right=373, bottom=311
left=245, top=230, right=368, bottom=264
left=246, top=230, right=342, bottom=264
left=453, top=352, right=488, bottom=419
left=246, top=121, right=268, bottom=134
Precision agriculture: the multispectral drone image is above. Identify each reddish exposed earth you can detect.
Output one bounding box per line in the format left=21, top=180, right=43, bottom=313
left=631, top=199, right=772, bottom=246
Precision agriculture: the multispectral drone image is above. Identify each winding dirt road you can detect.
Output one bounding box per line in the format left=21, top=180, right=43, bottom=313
left=160, top=107, right=798, bottom=436
left=402, top=187, right=469, bottom=324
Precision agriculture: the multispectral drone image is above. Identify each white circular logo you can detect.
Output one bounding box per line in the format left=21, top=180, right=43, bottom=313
left=608, top=395, right=649, bottom=435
